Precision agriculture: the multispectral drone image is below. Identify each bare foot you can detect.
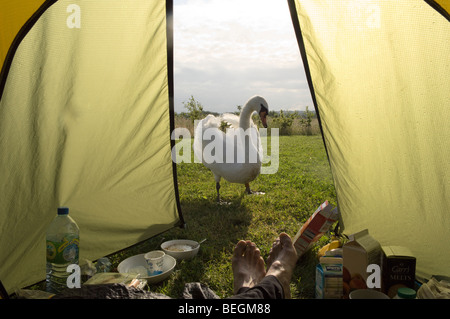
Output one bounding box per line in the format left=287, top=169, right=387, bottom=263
left=266, top=233, right=298, bottom=299
left=231, top=240, right=266, bottom=294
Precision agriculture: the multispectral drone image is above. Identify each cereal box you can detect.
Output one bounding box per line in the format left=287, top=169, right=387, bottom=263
left=381, top=246, right=416, bottom=298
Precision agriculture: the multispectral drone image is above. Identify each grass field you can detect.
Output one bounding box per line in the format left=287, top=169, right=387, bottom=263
left=108, top=134, right=337, bottom=299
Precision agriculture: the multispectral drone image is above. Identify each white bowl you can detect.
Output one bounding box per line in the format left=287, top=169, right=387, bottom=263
left=117, top=253, right=176, bottom=284
left=161, top=239, right=200, bottom=260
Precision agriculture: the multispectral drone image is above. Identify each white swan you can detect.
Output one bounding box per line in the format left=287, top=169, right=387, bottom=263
left=193, top=96, right=269, bottom=202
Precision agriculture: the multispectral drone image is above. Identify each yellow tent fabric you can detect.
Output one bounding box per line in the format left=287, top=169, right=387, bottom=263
left=289, top=0, right=450, bottom=280
left=0, top=0, right=182, bottom=293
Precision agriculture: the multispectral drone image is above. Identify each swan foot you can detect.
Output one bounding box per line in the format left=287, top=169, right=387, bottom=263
left=215, top=182, right=231, bottom=205
left=246, top=190, right=265, bottom=196
left=216, top=195, right=231, bottom=205
left=216, top=195, right=232, bottom=205
left=245, top=183, right=265, bottom=196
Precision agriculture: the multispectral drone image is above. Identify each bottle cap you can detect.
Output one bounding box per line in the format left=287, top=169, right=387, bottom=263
left=397, top=287, right=416, bottom=299
left=57, top=207, right=69, bottom=215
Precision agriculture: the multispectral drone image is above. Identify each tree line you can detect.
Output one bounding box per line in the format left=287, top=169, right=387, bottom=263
left=176, top=95, right=319, bottom=136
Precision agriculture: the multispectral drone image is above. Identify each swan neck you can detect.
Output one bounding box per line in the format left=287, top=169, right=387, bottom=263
left=239, top=104, right=256, bottom=130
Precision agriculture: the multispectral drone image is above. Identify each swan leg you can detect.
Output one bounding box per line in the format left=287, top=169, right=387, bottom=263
left=216, top=182, right=221, bottom=202
left=245, top=183, right=252, bottom=194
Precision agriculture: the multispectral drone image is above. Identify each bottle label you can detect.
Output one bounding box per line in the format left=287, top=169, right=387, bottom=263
left=46, top=235, right=79, bottom=264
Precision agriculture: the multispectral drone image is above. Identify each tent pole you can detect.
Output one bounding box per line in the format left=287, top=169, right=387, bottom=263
left=166, top=0, right=185, bottom=228
left=286, top=0, right=329, bottom=163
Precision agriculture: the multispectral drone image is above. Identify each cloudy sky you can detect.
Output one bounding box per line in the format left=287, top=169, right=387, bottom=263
left=173, top=0, right=314, bottom=114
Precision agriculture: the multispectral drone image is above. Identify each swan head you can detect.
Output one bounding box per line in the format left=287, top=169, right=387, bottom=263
left=246, top=95, right=269, bottom=128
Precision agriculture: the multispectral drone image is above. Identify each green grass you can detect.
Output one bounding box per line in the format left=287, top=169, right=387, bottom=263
left=108, top=135, right=337, bottom=299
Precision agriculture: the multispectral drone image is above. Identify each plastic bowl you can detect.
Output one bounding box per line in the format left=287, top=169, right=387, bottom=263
left=161, top=239, right=200, bottom=260
left=117, top=253, right=176, bottom=284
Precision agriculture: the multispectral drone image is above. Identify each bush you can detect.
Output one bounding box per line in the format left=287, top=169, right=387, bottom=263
left=299, top=106, right=315, bottom=136
left=183, top=95, right=204, bottom=125
left=271, top=110, right=297, bottom=136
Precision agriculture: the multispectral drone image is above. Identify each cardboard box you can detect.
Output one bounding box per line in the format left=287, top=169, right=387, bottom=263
left=342, top=229, right=381, bottom=297
left=315, top=256, right=343, bottom=299
left=381, top=246, right=416, bottom=298
left=292, top=201, right=339, bottom=257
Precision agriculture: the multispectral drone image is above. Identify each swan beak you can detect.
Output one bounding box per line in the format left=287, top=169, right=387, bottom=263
left=260, top=111, right=268, bottom=128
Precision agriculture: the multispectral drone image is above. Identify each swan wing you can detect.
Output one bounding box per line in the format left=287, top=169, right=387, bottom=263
left=193, top=117, right=204, bottom=162
left=220, top=113, right=240, bottom=129
left=193, top=114, right=226, bottom=163
left=202, top=114, right=222, bottom=129
left=220, top=112, right=261, bottom=130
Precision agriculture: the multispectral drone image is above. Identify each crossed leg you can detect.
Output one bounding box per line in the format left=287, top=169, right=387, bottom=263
left=231, top=233, right=298, bottom=299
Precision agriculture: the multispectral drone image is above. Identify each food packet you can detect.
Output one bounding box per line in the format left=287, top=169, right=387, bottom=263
left=293, top=201, right=339, bottom=257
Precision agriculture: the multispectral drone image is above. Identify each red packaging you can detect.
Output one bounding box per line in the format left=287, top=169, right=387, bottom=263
left=293, top=201, right=339, bottom=257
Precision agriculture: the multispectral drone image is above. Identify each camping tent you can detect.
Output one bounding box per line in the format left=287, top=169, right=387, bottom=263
left=0, top=0, right=183, bottom=293
left=1, top=0, right=449, bottom=295
left=288, top=0, right=450, bottom=281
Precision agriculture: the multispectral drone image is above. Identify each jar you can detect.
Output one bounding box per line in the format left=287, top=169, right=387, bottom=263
left=394, top=287, right=417, bottom=299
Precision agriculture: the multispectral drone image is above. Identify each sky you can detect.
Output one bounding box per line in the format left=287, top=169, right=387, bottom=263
left=173, top=0, right=314, bottom=114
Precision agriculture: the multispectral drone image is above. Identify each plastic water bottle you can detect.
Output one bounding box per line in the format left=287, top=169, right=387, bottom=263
left=46, top=207, right=80, bottom=293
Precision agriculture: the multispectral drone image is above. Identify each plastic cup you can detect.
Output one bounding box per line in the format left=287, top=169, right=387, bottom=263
left=144, top=250, right=165, bottom=276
